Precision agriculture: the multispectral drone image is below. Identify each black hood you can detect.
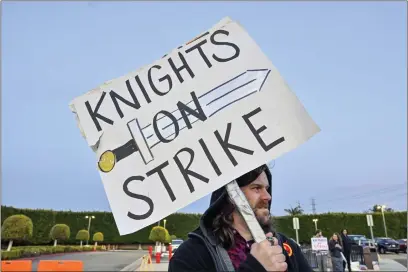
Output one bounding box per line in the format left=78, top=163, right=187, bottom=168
left=198, top=164, right=272, bottom=243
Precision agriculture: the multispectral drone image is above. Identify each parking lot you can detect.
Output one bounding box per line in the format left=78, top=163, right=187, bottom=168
left=380, top=252, right=407, bottom=268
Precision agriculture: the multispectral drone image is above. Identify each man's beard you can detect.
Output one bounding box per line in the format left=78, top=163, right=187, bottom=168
left=253, top=201, right=274, bottom=234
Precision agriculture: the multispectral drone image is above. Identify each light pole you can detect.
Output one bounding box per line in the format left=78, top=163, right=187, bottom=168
left=164, top=219, right=167, bottom=229
left=376, top=205, right=388, bottom=237
left=313, top=219, right=318, bottom=231
left=85, top=215, right=95, bottom=245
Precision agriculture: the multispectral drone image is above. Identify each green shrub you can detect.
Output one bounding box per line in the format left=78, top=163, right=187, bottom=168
left=1, top=214, right=33, bottom=248
left=76, top=230, right=89, bottom=241
left=50, top=224, right=70, bottom=243
left=93, top=232, right=104, bottom=242
left=149, top=226, right=169, bottom=243
left=1, top=249, right=23, bottom=260
left=0, top=245, right=105, bottom=260
left=75, top=229, right=89, bottom=246
left=164, top=232, right=171, bottom=244
left=82, top=246, right=93, bottom=251
left=170, top=234, right=177, bottom=241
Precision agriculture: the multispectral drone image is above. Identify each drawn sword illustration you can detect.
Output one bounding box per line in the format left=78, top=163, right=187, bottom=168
left=98, top=68, right=271, bottom=173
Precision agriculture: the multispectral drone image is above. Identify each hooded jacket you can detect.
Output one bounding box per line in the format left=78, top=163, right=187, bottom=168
left=168, top=164, right=313, bottom=272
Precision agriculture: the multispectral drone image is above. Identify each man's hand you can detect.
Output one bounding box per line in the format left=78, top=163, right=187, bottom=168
left=250, top=232, right=287, bottom=271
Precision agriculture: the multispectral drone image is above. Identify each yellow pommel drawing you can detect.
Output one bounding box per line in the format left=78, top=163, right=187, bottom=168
left=98, top=150, right=116, bottom=173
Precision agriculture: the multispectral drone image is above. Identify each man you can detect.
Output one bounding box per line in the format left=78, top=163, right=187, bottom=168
left=313, top=229, right=328, bottom=272
left=314, top=229, right=323, bottom=238
left=340, top=229, right=352, bottom=272
left=168, top=164, right=313, bottom=272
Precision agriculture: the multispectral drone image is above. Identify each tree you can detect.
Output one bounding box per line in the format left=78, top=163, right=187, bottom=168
left=284, top=204, right=304, bottom=216
left=1, top=214, right=33, bottom=251
left=93, top=232, right=104, bottom=246
left=149, top=226, right=168, bottom=244
left=164, top=232, right=171, bottom=244
left=370, top=204, right=394, bottom=212
left=149, top=226, right=169, bottom=252
left=50, top=224, right=70, bottom=246
left=76, top=229, right=90, bottom=247
left=170, top=234, right=177, bottom=241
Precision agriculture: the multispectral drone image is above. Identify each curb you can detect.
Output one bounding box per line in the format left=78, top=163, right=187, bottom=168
left=20, top=251, right=104, bottom=260
left=120, top=256, right=144, bottom=272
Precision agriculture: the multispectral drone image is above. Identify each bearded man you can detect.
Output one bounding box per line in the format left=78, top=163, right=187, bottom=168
left=168, top=164, right=313, bottom=272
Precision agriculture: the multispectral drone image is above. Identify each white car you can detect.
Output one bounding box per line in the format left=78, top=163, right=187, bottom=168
left=170, top=239, right=183, bottom=252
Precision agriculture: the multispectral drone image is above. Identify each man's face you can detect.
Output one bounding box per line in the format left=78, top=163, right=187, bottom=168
left=343, top=230, right=347, bottom=235
left=240, top=171, right=271, bottom=228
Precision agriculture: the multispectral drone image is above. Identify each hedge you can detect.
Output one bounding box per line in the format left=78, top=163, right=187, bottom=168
left=274, top=212, right=407, bottom=244
left=1, top=206, right=406, bottom=246
left=1, top=245, right=105, bottom=260
left=1, top=206, right=200, bottom=245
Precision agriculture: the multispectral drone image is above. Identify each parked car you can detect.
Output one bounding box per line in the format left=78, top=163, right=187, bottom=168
left=358, top=237, right=376, bottom=251
left=170, top=239, right=183, bottom=252
left=348, top=234, right=367, bottom=245
left=374, top=237, right=400, bottom=254
left=397, top=239, right=407, bottom=253
left=347, top=234, right=376, bottom=251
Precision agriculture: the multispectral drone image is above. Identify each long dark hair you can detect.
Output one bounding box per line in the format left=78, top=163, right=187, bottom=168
left=340, top=228, right=348, bottom=237
left=331, top=232, right=343, bottom=247
left=211, top=164, right=273, bottom=249
left=212, top=195, right=236, bottom=250
left=211, top=194, right=275, bottom=250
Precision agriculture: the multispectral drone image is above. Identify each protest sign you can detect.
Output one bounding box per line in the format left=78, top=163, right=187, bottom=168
left=70, top=17, right=320, bottom=235
left=311, top=237, right=329, bottom=251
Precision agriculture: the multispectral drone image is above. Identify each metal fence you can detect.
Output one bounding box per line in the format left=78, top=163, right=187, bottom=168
left=300, top=247, right=319, bottom=269
left=300, top=245, right=365, bottom=271
left=300, top=247, right=331, bottom=270
left=350, top=245, right=364, bottom=264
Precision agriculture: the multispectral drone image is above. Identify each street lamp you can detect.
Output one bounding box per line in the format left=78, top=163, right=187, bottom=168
left=313, top=219, right=318, bottom=231
left=85, top=215, right=95, bottom=245
left=376, top=205, right=388, bottom=237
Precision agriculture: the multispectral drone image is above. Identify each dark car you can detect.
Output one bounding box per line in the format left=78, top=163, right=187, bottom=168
left=348, top=234, right=367, bottom=245
left=358, top=238, right=376, bottom=251
left=347, top=235, right=376, bottom=252
left=397, top=239, right=407, bottom=253
left=375, top=238, right=400, bottom=254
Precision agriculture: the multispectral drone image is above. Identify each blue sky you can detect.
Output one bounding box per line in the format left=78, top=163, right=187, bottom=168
left=2, top=2, right=406, bottom=216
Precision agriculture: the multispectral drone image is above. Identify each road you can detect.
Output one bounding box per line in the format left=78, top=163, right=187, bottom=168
left=380, top=252, right=407, bottom=268
left=27, top=250, right=146, bottom=271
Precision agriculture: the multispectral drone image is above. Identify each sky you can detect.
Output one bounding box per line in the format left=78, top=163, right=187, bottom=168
left=2, top=1, right=407, bottom=217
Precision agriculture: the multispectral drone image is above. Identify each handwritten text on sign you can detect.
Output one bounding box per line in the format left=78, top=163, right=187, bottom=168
left=311, top=237, right=329, bottom=251
left=70, top=17, right=320, bottom=235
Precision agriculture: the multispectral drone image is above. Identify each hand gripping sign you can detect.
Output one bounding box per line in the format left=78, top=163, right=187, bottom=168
left=70, top=17, right=320, bottom=236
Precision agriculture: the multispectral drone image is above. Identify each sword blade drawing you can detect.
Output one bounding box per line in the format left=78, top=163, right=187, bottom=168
left=98, top=69, right=271, bottom=172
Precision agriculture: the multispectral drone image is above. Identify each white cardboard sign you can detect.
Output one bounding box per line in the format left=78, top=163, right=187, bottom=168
left=311, top=237, right=329, bottom=251
left=69, top=17, right=320, bottom=235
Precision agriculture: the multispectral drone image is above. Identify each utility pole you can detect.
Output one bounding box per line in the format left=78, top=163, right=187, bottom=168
left=311, top=198, right=317, bottom=214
